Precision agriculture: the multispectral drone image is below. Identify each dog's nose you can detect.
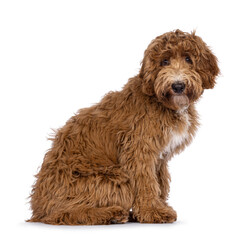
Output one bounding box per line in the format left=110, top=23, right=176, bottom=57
left=172, top=82, right=185, bottom=94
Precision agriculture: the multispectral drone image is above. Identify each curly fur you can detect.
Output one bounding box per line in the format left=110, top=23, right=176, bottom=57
left=28, top=29, right=219, bottom=225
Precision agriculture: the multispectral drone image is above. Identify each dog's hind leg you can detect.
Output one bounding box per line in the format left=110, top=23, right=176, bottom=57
left=62, top=167, right=133, bottom=225
left=29, top=161, right=133, bottom=225
left=36, top=205, right=129, bottom=225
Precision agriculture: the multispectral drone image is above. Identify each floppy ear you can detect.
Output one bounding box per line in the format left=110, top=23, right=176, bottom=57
left=196, top=40, right=220, bottom=89
left=139, top=51, right=159, bottom=96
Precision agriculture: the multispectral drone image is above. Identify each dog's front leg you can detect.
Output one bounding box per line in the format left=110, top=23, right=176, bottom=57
left=120, top=142, right=177, bottom=223
left=157, top=158, right=171, bottom=202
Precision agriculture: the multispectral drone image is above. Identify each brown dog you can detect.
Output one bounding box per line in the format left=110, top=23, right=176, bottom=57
left=28, top=30, right=219, bottom=225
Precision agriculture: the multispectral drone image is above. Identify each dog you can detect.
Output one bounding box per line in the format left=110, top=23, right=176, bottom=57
left=28, top=30, right=219, bottom=225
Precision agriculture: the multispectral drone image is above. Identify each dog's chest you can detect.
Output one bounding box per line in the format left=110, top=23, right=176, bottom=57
left=159, top=112, right=190, bottom=159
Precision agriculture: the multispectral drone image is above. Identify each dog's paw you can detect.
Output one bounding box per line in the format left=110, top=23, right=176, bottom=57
left=108, top=207, right=129, bottom=224
left=136, top=205, right=177, bottom=223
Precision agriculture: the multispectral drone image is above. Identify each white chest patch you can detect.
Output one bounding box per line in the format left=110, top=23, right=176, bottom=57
left=159, top=112, right=190, bottom=159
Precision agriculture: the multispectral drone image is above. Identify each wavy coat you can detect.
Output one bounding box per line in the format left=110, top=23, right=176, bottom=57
left=28, top=30, right=219, bottom=225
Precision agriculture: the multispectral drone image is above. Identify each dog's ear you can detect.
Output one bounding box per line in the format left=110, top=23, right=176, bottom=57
left=139, top=50, right=158, bottom=96
left=195, top=36, right=220, bottom=89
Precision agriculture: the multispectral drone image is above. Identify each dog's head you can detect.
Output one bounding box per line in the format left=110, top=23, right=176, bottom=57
left=139, top=30, right=219, bottom=111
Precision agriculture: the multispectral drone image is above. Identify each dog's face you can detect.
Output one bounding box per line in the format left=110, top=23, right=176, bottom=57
left=140, top=30, right=219, bottom=111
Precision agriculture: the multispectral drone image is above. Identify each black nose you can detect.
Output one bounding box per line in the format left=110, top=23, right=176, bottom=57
left=172, top=82, right=185, bottom=93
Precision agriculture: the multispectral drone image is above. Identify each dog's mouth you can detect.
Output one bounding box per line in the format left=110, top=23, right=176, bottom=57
left=170, top=93, right=189, bottom=109
left=163, top=91, right=189, bottom=110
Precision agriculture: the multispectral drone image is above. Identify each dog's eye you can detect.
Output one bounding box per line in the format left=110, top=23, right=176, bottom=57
left=185, top=56, right=193, bottom=64
left=161, top=59, right=170, bottom=66
left=72, top=171, right=80, bottom=177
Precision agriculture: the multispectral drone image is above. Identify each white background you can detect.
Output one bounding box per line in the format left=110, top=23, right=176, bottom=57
left=1, top=0, right=240, bottom=239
